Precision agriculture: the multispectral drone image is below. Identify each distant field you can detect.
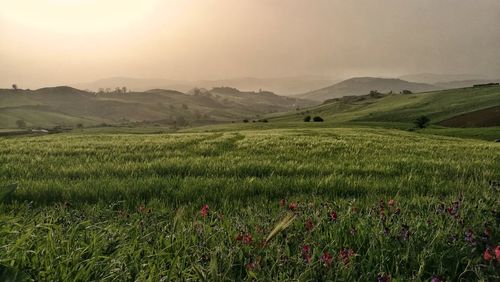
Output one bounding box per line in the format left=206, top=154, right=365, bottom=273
left=439, top=106, right=500, bottom=127
left=1, top=127, right=499, bottom=280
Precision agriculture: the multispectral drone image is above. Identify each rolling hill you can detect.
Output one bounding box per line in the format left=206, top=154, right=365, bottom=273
left=73, top=76, right=336, bottom=95
left=0, top=86, right=315, bottom=129
left=295, top=77, right=439, bottom=101
left=271, top=84, right=500, bottom=127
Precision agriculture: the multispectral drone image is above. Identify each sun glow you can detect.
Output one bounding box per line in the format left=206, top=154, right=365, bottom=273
left=0, top=0, right=168, bottom=34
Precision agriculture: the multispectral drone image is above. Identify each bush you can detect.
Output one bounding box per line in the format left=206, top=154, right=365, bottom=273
left=15, top=120, right=26, bottom=129
left=313, top=116, right=324, bottom=122
left=414, top=116, right=430, bottom=129
left=401, top=89, right=413, bottom=94
left=243, top=119, right=249, bottom=123
left=303, top=116, right=311, bottom=122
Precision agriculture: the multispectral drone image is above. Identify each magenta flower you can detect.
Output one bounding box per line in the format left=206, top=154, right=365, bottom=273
left=305, top=218, right=314, bottom=232
left=321, top=251, right=333, bottom=267
left=200, top=204, right=209, bottom=218
left=330, top=211, right=337, bottom=222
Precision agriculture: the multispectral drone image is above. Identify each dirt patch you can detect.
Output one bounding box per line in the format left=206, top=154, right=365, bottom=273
left=439, top=106, right=500, bottom=127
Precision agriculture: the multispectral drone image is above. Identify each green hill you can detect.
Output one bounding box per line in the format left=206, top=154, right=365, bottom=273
left=0, top=87, right=315, bottom=129
left=272, top=85, right=500, bottom=126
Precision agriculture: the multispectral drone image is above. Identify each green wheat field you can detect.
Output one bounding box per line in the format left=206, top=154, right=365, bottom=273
left=1, top=126, right=499, bottom=281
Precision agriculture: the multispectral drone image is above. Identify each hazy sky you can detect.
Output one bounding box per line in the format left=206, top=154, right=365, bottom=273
left=1, top=0, right=500, bottom=88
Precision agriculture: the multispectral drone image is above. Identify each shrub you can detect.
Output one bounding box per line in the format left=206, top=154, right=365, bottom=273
left=15, top=120, right=26, bottom=129
left=414, top=115, right=430, bottom=129
left=313, top=116, right=324, bottom=122
left=303, top=116, right=311, bottom=122
left=243, top=119, right=249, bottom=123
left=401, top=89, right=413, bottom=94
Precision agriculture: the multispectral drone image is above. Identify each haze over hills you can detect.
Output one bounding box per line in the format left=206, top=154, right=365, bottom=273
left=399, top=73, right=492, bottom=84
left=0, top=86, right=314, bottom=129
left=72, top=76, right=336, bottom=96
left=294, top=77, right=439, bottom=101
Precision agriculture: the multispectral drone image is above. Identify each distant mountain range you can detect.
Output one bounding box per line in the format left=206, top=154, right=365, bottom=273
left=0, top=86, right=315, bottom=128
left=72, top=76, right=336, bottom=96
left=72, top=74, right=500, bottom=102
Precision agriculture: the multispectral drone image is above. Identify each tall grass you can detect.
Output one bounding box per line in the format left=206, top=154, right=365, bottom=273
left=0, top=127, right=498, bottom=280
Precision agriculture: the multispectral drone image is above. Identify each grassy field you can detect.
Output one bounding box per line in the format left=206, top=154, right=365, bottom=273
left=1, top=126, right=499, bottom=281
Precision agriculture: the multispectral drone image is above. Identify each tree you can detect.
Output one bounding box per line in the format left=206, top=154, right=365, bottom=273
left=414, top=116, right=430, bottom=129
left=313, top=116, right=324, bottom=122
left=303, top=115, right=311, bottom=122
left=12, top=84, right=18, bottom=91
left=16, top=120, right=26, bottom=128
left=122, top=87, right=127, bottom=94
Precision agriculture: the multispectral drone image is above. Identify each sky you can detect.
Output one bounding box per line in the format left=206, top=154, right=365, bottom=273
left=1, top=0, right=500, bottom=88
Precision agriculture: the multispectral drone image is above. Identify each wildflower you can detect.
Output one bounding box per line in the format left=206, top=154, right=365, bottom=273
left=483, top=247, right=494, bottom=262
left=305, top=218, right=314, bottom=232
left=388, top=199, right=395, bottom=207
left=495, top=245, right=500, bottom=261
left=279, top=199, right=286, bottom=208
left=464, top=229, right=475, bottom=244
left=481, top=228, right=491, bottom=243
left=330, top=211, right=337, bottom=222
left=379, top=200, right=385, bottom=214
left=301, top=245, right=312, bottom=263
left=243, top=234, right=253, bottom=244
left=446, top=201, right=460, bottom=216
left=377, top=272, right=391, bottom=282
left=338, top=248, right=355, bottom=266
left=200, top=204, right=209, bottom=218
left=245, top=261, right=256, bottom=270
left=431, top=276, right=443, bottom=282
left=289, top=202, right=297, bottom=211
left=236, top=233, right=253, bottom=244
left=321, top=251, right=333, bottom=267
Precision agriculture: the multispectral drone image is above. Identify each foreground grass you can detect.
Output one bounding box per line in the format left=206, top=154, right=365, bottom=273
left=0, top=127, right=499, bottom=280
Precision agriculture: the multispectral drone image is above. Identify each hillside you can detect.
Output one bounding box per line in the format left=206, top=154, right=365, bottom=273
left=272, top=85, right=500, bottom=127
left=0, top=87, right=314, bottom=129
left=295, top=77, right=438, bottom=101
